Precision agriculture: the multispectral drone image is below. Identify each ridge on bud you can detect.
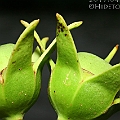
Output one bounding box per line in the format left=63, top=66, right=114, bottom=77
left=48, top=13, right=120, bottom=120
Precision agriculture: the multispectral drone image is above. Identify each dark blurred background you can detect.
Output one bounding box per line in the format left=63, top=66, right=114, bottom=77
left=0, top=0, right=120, bottom=120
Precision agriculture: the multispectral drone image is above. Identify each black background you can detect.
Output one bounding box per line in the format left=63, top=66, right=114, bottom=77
left=0, top=0, right=120, bottom=120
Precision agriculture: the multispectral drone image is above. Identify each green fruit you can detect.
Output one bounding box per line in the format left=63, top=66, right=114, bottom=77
left=48, top=13, right=120, bottom=120
left=0, top=20, right=41, bottom=120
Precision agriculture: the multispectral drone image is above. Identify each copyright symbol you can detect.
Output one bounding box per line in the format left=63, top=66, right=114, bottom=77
left=89, top=4, right=94, bottom=9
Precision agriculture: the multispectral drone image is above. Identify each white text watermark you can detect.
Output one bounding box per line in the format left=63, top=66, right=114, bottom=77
left=89, top=0, right=120, bottom=9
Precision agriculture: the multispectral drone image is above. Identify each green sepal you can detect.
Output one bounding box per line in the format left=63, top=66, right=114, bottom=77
left=49, top=13, right=83, bottom=119
left=32, top=46, right=42, bottom=63
left=41, top=37, right=49, bottom=50
left=105, top=44, right=119, bottom=63
left=77, top=52, right=112, bottom=75
left=55, top=13, right=82, bottom=77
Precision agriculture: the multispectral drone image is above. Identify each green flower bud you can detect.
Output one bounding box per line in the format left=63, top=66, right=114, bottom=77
left=0, top=20, right=41, bottom=120
left=48, top=13, right=120, bottom=120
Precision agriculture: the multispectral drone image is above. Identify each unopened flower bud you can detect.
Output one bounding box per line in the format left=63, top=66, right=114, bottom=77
left=49, top=13, right=120, bottom=120
left=0, top=20, right=41, bottom=120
